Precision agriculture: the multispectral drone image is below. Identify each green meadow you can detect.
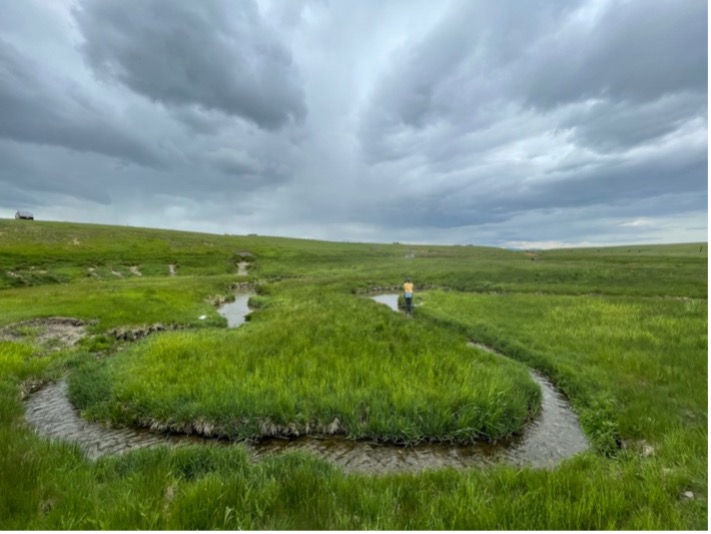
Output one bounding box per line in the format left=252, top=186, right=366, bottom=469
left=0, top=218, right=707, bottom=529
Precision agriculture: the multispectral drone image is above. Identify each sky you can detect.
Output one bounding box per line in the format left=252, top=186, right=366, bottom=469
left=0, top=0, right=707, bottom=249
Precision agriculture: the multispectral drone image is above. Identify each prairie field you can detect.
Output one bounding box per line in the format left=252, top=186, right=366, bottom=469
left=0, top=219, right=707, bottom=529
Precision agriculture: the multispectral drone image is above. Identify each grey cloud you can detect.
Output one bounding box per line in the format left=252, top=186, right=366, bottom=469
left=74, top=0, right=306, bottom=130
left=525, top=0, right=707, bottom=109
left=360, top=0, right=706, bottom=164
left=0, top=38, right=164, bottom=167
left=519, top=153, right=707, bottom=214
left=564, top=93, right=707, bottom=152
left=1, top=0, right=705, bottom=248
left=362, top=1, right=580, bottom=122
left=0, top=141, right=114, bottom=204
left=208, top=148, right=292, bottom=191
left=172, top=107, right=230, bottom=136
left=353, top=137, right=707, bottom=231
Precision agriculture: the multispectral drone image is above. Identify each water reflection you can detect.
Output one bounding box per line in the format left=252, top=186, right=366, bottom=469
left=218, top=293, right=253, bottom=327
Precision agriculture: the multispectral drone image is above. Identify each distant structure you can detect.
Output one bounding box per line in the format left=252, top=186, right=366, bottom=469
left=15, top=210, right=34, bottom=220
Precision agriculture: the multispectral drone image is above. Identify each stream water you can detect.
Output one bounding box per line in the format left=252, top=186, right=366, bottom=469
left=23, top=292, right=589, bottom=473
left=218, top=292, right=253, bottom=327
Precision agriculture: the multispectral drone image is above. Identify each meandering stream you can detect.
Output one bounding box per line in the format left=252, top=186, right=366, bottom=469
left=23, top=292, right=589, bottom=473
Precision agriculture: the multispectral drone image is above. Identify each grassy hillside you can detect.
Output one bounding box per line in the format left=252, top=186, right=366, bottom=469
left=0, top=219, right=707, bottom=529
left=1, top=219, right=705, bottom=297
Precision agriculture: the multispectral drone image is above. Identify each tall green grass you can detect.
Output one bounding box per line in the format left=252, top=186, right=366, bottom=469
left=0, top=275, right=239, bottom=330
left=70, top=287, right=540, bottom=443
left=418, top=291, right=707, bottom=455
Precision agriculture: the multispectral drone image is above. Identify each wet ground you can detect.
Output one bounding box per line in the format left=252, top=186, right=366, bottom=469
left=24, top=374, right=588, bottom=472
left=25, top=381, right=203, bottom=460
left=21, top=293, right=590, bottom=473
left=0, top=317, right=86, bottom=351
left=370, top=293, right=400, bottom=310
left=236, top=261, right=249, bottom=276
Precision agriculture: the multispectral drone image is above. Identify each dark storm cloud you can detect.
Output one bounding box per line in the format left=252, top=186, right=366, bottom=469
left=524, top=0, right=707, bottom=109
left=0, top=141, right=115, bottom=204
left=208, top=149, right=291, bottom=191
left=507, top=148, right=707, bottom=214
left=563, top=93, right=707, bottom=152
left=359, top=0, right=706, bottom=163
left=0, top=0, right=705, bottom=247
left=358, top=0, right=582, bottom=158
left=357, top=135, right=707, bottom=231
left=0, top=38, right=163, bottom=167
left=171, top=107, right=229, bottom=136
left=74, top=0, right=306, bottom=130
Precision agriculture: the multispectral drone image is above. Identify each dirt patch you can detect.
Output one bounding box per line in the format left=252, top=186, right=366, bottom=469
left=0, top=317, right=87, bottom=352
left=208, top=294, right=231, bottom=307
left=236, top=261, right=249, bottom=276
left=108, top=323, right=183, bottom=342
left=230, top=281, right=254, bottom=291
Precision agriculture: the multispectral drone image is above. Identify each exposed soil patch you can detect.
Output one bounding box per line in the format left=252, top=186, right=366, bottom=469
left=108, top=323, right=183, bottom=342
left=236, top=261, right=250, bottom=276
left=0, top=317, right=87, bottom=352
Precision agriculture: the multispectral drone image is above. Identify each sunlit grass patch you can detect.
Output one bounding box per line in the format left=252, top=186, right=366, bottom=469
left=70, top=288, right=540, bottom=444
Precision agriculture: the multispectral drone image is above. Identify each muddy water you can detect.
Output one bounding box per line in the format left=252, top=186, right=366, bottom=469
left=22, top=293, right=589, bottom=473
left=217, top=293, right=253, bottom=327
left=24, top=381, right=205, bottom=460
left=370, top=293, right=400, bottom=310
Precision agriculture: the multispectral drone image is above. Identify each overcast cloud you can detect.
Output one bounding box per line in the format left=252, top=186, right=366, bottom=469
left=0, top=0, right=706, bottom=248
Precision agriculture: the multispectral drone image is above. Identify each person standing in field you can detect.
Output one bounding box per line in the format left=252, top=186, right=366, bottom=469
left=403, top=277, right=414, bottom=316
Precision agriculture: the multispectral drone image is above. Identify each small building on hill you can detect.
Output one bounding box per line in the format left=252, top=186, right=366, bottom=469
left=15, top=211, right=34, bottom=220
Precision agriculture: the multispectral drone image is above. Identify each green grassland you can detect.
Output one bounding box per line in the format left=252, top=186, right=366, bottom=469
left=0, top=218, right=707, bottom=529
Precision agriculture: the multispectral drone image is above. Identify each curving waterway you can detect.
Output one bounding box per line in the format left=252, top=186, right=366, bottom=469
left=23, top=292, right=589, bottom=473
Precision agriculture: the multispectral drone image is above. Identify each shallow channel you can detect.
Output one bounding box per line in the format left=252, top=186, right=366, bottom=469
left=23, top=292, right=589, bottom=473
left=218, top=292, right=253, bottom=327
